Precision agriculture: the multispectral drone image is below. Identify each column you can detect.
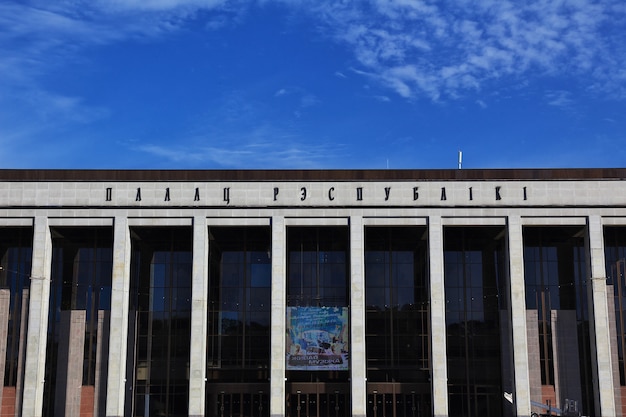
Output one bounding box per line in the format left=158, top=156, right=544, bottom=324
left=22, top=216, right=52, bottom=417
left=270, top=216, right=286, bottom=417
left=350, top=215, right=366, bottom=417
left=0, top=290, right=10, bottom=411
left=54, top=310, right=86, bottom=417
left=587, top=215, right=617, bottom=416
left=189, top=216, right=208, bottom=417
left=105, top=216, right=132, bottom=417
left=428, top=216, right=448, bottom=417
left=507, top=215, right=531, bottom=416
left=94, top=310, right=109, bottom=417
left=15, top=289, right=30, bottom=415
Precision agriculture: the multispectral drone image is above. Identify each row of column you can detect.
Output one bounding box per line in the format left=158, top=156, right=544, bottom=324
left=17, top=214, right=617, bottom=417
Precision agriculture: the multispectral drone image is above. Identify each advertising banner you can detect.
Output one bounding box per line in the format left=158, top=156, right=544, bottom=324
left=286, top=306, right=349, bottom=370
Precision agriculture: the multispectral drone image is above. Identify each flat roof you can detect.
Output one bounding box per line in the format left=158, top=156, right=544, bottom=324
left=0, top=168, right=625, bottom=181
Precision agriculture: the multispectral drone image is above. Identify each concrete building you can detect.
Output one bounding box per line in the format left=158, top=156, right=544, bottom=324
left=0, top=168, right=625, bottom=417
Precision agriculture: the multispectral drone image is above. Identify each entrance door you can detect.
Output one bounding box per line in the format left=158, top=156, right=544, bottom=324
left=206, top=383, right=269, bottom=417
left=367, top=383, right=431, bottom=417
left=286, top=383, right=349, bottom=417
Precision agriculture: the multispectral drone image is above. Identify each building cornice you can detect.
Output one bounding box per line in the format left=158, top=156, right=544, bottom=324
left=0, top=168, right=625, bottom=181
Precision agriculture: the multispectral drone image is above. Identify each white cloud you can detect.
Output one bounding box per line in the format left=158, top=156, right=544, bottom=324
left=2, top=0, right=626, bottom=113
left=296, top=0, right=626, bottom=100
left=96, top=0, right=228, bottom=12
left=136, top=137, right=341, bottom=168
left=274, top=88, right=288, bottom=97
left=300, top=94, right=319, bottom=108
left=545, top=90, right=574, bottom=108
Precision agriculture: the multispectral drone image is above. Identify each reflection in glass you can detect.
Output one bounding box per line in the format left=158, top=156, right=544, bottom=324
left=43, top=227, right=112, bottom=417
left=604, top=227, right=626, bottom=386
left=523, top=227, right=594, bottom=416
left=0, top=228, right=32, bottom=415
left=286, top=226, right=349, bottom=384
left=205, top=227, right=271, bottom=417
left=444, top=227, right=508, bottom=417
left=364, top=227, right=432, bottom=417
left=129, top=227, right=191, bottom=417
left=287, top=227, right=347, bottom=309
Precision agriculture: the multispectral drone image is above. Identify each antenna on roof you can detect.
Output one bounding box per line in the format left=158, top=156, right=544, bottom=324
left=458, top=150, right=463, bottom=170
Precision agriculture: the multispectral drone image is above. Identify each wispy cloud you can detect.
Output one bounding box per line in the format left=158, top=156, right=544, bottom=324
left=96, top=0, right=230, bottom=12
left=135, top=138, right=342, bottom=168
left=273, top=86, right=320, bottom=114
left=545, top=90, right=574, bottom=108
left=291, top=0, right=626, bottom=100
left=1, top=0, right=625, bottom=170
left=128, top=88, right=343, bottom=168
left=3, top=0, right=626, bottom=103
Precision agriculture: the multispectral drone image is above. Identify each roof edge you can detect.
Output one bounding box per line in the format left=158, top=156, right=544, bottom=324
left=0, top=168, right=624, bottom=181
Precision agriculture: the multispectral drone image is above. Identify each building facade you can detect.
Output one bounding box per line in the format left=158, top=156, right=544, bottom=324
left=0, top=168, right=625, bottom=417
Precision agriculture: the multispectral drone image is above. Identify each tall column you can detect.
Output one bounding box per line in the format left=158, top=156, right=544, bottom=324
left=22, top=216, right=52, bottom=417
left=270, top=216, right=286, bottom=417
left=350, top=216, right=366, bottom=417
left=54, top=310, right=86, bottom=417
left=0, top=290, right=10, bottom=410
left=428, top=216, right=448, bottom=417
left=587, top=215, right=617, bottom=416
left=507, top=215, right=531, bottom=416
left=189, top=216, right=208, bottom=417
left=105, top=216, right=132, bottom=417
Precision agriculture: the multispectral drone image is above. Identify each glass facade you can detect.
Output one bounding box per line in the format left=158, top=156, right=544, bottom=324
left=0, top=227, right=32, bottom=414
left=523, top=226, right=594, bottom=415
left=443, top=227, right=509, bottom=417
left=44, top=227, right=113, bottom=417
left=24, top=222, right=607, bottom=417
left=604, top=227, right=626, bottom=386
left=286, top=226, right=350, bottom=417
left=4, top=212, right=619, bottom=417
left=205, top=226, right=271, bottom=417
left=364, top=226, right=431, bottom=417
left=128, top=227, right=192, bottom=417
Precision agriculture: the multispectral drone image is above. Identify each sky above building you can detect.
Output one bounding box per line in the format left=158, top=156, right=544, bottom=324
left=1, top=0, right=626, bottom=170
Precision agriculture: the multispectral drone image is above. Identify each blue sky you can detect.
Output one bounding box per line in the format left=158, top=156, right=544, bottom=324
left=1, top=0, right=626, bottom=169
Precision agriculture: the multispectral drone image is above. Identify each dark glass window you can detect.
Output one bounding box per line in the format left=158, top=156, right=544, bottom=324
left=0, top=228, right=32, bottom=388
left=604, top=227, right=626, bottom=385
left=129, top=227, right=191, bottom=417
left=523, top=227, right=594, bottom=415
left=444, top=227, right=507, bottom=417
left=204, top=227, right=271, bottom=417
left=365, top=227, right=429, bottom=380
left=286, top=226, right=349, bottom=384
left=287, top=227, right=348, bottom=308
left=206, top=227, right=271, bottom=378
left=43, top=227, right=112, bottom=417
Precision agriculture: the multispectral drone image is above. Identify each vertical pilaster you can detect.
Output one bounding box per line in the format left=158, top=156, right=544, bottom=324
left=587, top=215, right=616, bottom=416
left=15, top=289, right=30, bottom=416
left=94, top=310, right=109, bottom=417
left=189, top=216, right=208, bottom=417
left=105, top=216, right=131, bottom=417
left=428, top=216, right=448, bottom=417
left=54, top=311, right=86, bottom=417
left=0, top=290, right=10, bottom=411
left=270, top=216, right=286, bottom=417
left=507, top=215, right=531, bottom=416
left=350, top=216, right=366, bottom=417
left=22, top=216, right=52, bottom=417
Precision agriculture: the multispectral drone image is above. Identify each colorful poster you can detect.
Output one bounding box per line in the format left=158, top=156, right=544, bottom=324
left=286, top=306, right=349, bottom=370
